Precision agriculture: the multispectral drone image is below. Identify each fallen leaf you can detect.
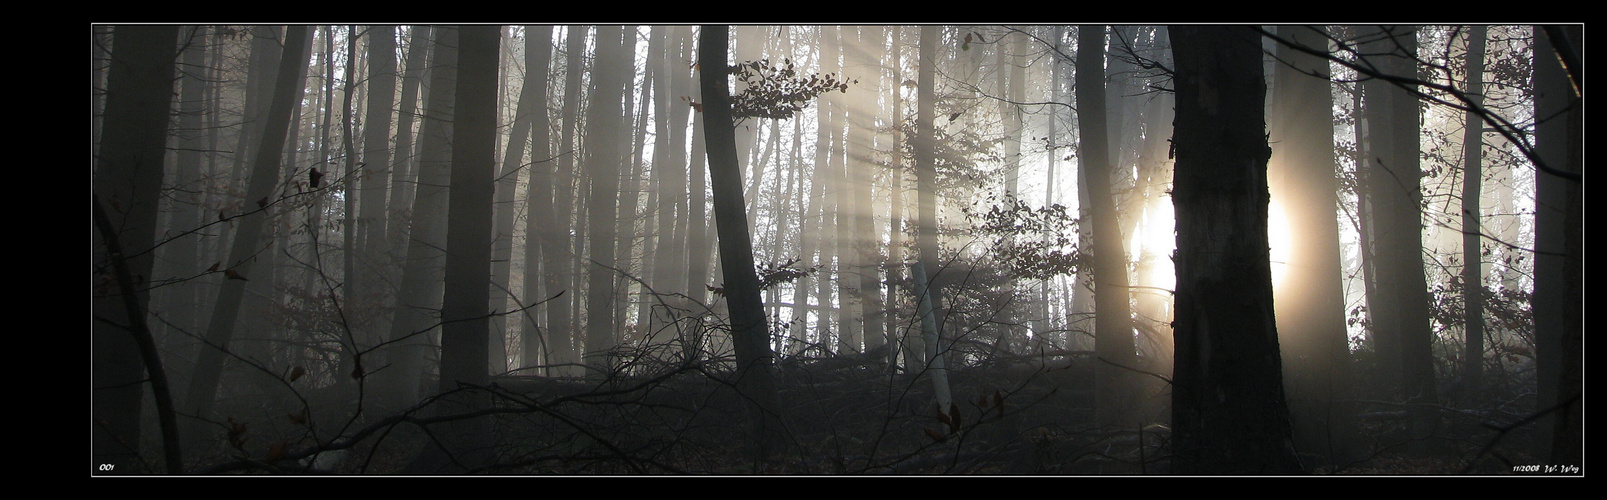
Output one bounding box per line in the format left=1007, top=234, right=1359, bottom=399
left=265, top=440, right=287, bottom=462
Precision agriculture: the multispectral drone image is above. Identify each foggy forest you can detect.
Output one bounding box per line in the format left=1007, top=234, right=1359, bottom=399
left=91, top=24, right=1583, bottom=476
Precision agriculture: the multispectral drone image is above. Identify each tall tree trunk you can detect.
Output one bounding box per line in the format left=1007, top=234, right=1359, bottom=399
left=1457, top=25, right=1487, bottom=401
left=824, top=26, right=857, bottom=353
left=383, top=26, right=458, bottom=405
left=685, top=72, right=712, bottom=316
left=793, top=28, right=829, bottom=355
left=484, top=28, right=522, bottom=376
left=517, top=25, right=555, bottom=372
left=161, top=25, right=209, bottom=391
left=885, top=25, right=911, bottom=369
left=1359, top=25, right=1438, bottom=451
left=700, top=24, right=784, bottom=461
left=400, top=25, right=501, bottom=475
left=360, top=25, right=398, bottom=343
left=914, top=25, right=950, bottom=407
left=650, top=26, right=693, bottom=344
left=642, top=26, right=688, bottom=343
left=437, top=24, right=499, bottom=393
left=547, top=25, right=587, bottom=377
left=185, top=24, right=310, bottom=426
left=636, top=26, right=670, bottom=336
left=1078, top=25, right=1137, bottom=430
left=612, top=27, right=648, bottom=340
left=1168, top=25, right=1303, bottom=475
left=854, top=26, right=886, bottom=357
left=388, top=26, right=431, bottom=258
left=92, top=24, right=179, bottom=474
left=1531, top=24, right=1582, bottom=465
left=1268, top=25, right=1359, bottom=466
left=583, top=25, right=629, bottom=377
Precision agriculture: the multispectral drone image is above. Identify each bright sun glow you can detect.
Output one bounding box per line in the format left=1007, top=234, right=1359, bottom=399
left=1131, top=199, right=1287, bottom=293
left=1268, top=199, right=1292, bottom=289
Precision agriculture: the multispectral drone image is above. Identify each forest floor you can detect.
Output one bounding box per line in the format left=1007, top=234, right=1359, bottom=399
left=171, top=348, right=1549, bottom=476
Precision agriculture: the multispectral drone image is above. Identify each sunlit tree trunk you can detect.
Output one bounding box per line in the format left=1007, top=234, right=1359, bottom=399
left=885, top=25, right=912, bottom=369
left=1168, top=25, right=1303, bottom=475
left=1045, top=25, right=1067, bottom=350
left=849, top=25, right=884, bottom=355
left=811, top=25, right=840, bottom=351
left=92, top=24, right=178, bottom=474
left=1078, top=24, right=1137, bottom=430
left=915, top=25, right=951, bottom=407
left=856, top=25, right=886, bottom=358
left=825, top=25, right=859, bottom=353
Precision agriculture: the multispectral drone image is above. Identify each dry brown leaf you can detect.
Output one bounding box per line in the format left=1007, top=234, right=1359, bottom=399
left=265, top=440, right=287, bottom=462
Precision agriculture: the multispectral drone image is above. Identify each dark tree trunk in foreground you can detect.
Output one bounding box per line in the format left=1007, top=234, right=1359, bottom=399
left=1077, top=25, right=1137, bottom=429
left=404, top=25, right=500, bottom=475
left=438, top=24, right=499, bottom=396
left=1168, top=25, right=1303, bottom=475
left=1268, top=25, right=1358, bottom=465
left=92, top=24, right=178, bottom=474
left=700, top=25, right=784, bottom=461
left=1531, top=24, right=1582, bottom=466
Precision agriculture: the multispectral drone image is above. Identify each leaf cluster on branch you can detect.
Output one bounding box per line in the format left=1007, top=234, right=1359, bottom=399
left=964, top=193, right=1082, bottom=280
left=729, top=58, right=854, bottom=121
